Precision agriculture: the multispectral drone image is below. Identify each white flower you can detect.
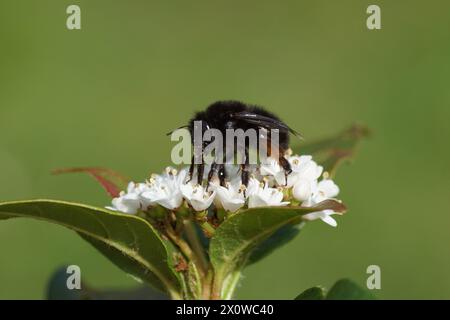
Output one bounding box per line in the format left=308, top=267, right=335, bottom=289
left=303, top=210, right=339, bottom=227
left=290, top=155, right=323, bottom=180
left=292, top=178, right=317, bottom=201
left=214, top=182, right=246, bottom=212
left=260, top=157, right=295, bottom=187
left=180, top=183, right=216, bottom=211
left=290, top=156, right=323, bottom=201
left=106, top=182, right=143, bottom=214
left=302, top=179, right=341, bottom=227
left=104, top=153, right=345, bottom=228
left=260, top=155, right=323, bottom=188
left=312, top=179, right=340, bottom=202
left=247, top=178, right=289, bottom=208
left=140, top=167, right=186, bottom=210
left=260, top=157, right=281, bottom=176
left=246, top=177, right=262, bottom=197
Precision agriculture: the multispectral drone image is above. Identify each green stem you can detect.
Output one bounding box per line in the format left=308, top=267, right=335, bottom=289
left=212, top=254, right=249, bottom=299
left=202, top=268, right=214, bottom=300
left=164, top=218, right=197, bottom=267
left=211, top=271, right=223, bottom=300
left=194, top=210, right=216, bottom=238
left=221, top=270, right=242, bottom=300
left=184, top=219, right=209, bottom=275
left=166, top=287, right=183, bottom=300
left=199, top=220, right=216, bottom=237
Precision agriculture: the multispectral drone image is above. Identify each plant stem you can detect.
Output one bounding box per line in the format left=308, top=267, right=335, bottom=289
left=199, top=220, right=216, bottom=237
left=184, top=219, right=209, bottom=275
left=168, top=287, right=183, bottom=300
left=211, top=272, right=223, bottom=300
left=202, top=268, right=214, bottom=300
left=163, top=218, right=198, bottom=268
left=221, top=270, right=241, bottom=300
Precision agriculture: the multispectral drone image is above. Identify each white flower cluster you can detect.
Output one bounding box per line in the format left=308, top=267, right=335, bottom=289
left=107, top=155, right=342, bottom=227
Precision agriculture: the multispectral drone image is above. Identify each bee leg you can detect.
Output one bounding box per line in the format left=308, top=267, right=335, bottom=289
left=218, top=164, right=226, bottom=187
left=197, top=156, right=205, bottom=186
left=278, top=154, right=292, bottom=186
left=206, top=162, right=218, bottom=191
left=241, top=146, right=250, bottom=189
left=241, top=164, right=250, bottom=188
left=187, top=155, right=195, bottom=183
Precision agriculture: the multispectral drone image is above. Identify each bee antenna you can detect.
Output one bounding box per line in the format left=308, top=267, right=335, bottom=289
left=166, top=125, right=189, bottom=136
left=291, top=129, right=304, bottom=140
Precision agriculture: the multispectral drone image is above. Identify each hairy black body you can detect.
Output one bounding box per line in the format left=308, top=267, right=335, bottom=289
left=183, top=100, right=300, bottom=187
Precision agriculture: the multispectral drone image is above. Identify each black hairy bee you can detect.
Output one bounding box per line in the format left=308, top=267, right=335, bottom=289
left=172, top=100, right=301, bottom=188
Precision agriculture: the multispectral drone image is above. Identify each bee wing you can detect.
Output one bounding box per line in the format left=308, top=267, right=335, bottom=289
left=257, top=127, right=282, bottom=158
left=166, top=125, right=189, bottom=136
left=232, top=112, right=303, bottom=139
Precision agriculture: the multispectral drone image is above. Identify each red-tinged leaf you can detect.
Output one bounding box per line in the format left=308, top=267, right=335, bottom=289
left=293, top=123, right=369, bottom=177
left=308, top=199, right=347, bottom=214
left=53, top=167, right=129, bottom=198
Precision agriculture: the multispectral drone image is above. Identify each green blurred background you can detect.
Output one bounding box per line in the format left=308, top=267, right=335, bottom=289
left=1, top=0, right=449, bottom=299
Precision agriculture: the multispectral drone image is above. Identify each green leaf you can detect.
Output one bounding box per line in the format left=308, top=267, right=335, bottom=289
left=53, top=167, right=129, bottom=198
left=293, top=124, right=369, bottom=177
left=186, top=261, right=202, bottom=300
left=326, top=279, right=376, bottom=300
left=247, top=199, right=346, bottom=266
left=247, top=223, right=302, bottom=265
left=0, top=200, right=183, bottom=299
left=46, top=266, right=168, bottom=300
left=46, top=266, right=89, bottom=300
left=209, top=200, right=347, bottom=294
left=295, top=286, right=326, bottom=300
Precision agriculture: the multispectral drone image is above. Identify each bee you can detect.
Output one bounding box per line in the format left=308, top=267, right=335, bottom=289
left=171, top=100, right=302, bottom=188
